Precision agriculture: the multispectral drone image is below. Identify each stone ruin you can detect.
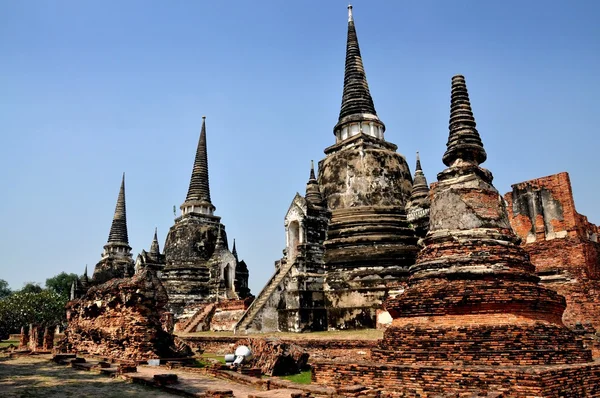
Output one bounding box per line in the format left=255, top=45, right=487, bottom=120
left=312, top=74, right=600, bottom=396
left=60, top=268, right=189, bottom=361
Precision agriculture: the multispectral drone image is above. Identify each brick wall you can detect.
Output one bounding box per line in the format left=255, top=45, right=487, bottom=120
left=505, top=172, right=600, bottom=330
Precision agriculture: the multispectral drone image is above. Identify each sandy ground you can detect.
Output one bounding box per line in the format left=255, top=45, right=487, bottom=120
left=0, top=354, right=180, bottom=398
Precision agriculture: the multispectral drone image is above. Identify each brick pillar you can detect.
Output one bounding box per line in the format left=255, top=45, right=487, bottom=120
left=19, top=326, right=29, bottom=350
left=43, top=326, right=54, bottom=350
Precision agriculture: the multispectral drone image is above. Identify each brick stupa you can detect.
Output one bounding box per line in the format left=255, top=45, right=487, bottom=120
left=313, top=75, right=600, bottom=396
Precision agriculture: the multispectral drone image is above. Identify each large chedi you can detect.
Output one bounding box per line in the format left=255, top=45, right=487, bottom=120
left=314, top=75, right=600, bottom=396
left=318, top=5, right=418, bottom=329
left=161, top=117, right=251, bottom=319
left=236, top=6, right=419, bottom=333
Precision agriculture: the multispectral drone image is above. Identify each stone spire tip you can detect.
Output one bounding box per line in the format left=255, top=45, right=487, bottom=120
left=310, top=160, right=316, bottom=180
left=442, top=74, right=487, bottom=167
left=416, top=151, right=422, bottom=171
left=348, top=4, right=353, bottom=22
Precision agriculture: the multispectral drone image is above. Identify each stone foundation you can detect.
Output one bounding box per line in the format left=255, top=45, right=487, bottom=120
left=313, top=360, right=600, bottom=397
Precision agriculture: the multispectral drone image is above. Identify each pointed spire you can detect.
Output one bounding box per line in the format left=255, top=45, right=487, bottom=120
left=335, top=4, right=382, bottom=134
left=81, top=264, right=89, bottom=287
left=215, top=225, right=226, bottom=250
left=107, top=173, right=129, bottom=244
left=410, top=152, right=429, bottom=202
left=306, top=160, right=324, bottom=205
left=185, top=116, right=212, bottom=204
left=442, top=75, right=487, bottom=167
left=70, top=281, right=75, bottom=300
left=150, top=227, right=160, bottom=256
left=232, top=239, right=238, bottom=260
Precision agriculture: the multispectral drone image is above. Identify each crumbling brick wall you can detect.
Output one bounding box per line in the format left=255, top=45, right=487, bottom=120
left=505, top=172, right=600, bottom=330
left=60, top=269, right=187, bottom=361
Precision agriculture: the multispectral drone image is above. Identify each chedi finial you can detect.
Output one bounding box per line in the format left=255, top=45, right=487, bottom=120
left=348, top=4, right=353, bottom=22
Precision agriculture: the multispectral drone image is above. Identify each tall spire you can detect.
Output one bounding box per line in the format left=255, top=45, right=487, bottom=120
left=185, top=116, right=212, bottom=204
left=442, top=75, right=487, bottom=167
left=150, top=227, right=160, bottom=256
left=334, top=5, right=385, bottom=141
left=107, top=173, right=129, bottom=244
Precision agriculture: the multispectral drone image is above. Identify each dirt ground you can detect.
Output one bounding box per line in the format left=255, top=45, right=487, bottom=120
left=0, top=354, right=179, bottom=398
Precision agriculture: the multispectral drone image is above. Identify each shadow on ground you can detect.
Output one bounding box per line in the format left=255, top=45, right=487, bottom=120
left=0, top=355, right=177, bottom=398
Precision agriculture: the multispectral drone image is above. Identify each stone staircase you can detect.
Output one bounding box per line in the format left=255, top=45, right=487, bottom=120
left=234, top=261, right=294, bottom=333
left=181, top=303, right=216, bottom=333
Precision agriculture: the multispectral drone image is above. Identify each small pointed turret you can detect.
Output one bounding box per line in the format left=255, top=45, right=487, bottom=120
left=333, top=5, right=385, bottom=141
left=70, top=281, right=76, bottom=300
left=410, top=152, right=429, bottom=202
left=215, top=225, right=226, bottom=250
left=81, top=265, right=89, bottom=287
left=107, top=173, right=129, bottom=244
left=442, top=75, right=487, bottom=167
left=305, top=160, right=324, bottom=205
left=232, top=239, right=238, bottom=260
left=181, top=116, right=215, bottom=216
left=150, top=228, right=160, bottom=256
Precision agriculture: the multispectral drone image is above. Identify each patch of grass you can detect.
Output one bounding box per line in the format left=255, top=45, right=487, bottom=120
left=0, top=340, right=18, bottom=348
left=200, top=352, right=226, bottom=364
left=279, top=369, right=312, bottom=384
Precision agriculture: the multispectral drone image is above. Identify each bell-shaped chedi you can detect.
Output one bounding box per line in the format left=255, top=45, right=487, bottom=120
left=162, top=117, right=251, bottom=318
left=382, top=75, right=589, bottom=365
left=317, top=5, right=418, bottom=329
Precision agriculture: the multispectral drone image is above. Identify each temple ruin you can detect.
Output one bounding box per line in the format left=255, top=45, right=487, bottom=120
left=160, top=116, right=252, bottom=330
left=313, top=74, right=600, bottom=396
left=62, top=176, right=186, bottom=360
left=505, top=172, right=600, bottom=332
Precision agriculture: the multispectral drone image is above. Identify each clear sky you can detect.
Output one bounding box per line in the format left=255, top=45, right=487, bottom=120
left=1, top=1, right=599, bottom=294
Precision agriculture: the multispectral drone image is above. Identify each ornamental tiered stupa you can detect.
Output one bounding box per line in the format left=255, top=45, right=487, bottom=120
left=161, top=117, right=251, bottom=318
left=313, top=75, right=600, bottom=396
left=317, top=5, right=418, bottom=329
left=405, top=152, right=431, bottom=237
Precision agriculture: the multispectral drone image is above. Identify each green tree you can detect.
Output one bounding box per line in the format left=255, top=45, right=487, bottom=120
left=0, top=290, right=67, bottom=339
left=20, top=282, right=43, bottom=294
left=46, top=272, right=80, bottom=298
left=0, top=279, right=11, bottom=299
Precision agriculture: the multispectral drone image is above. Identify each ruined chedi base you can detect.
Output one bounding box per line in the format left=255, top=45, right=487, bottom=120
left=313, top=75, right=600, bottom=396
left=60, top=269, right=189, bottom=361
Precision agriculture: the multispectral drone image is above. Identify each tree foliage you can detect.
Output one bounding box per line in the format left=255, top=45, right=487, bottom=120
left=0, top=279, right=11, bottom=299
left=46, top=272, right=80, bottom=298
left=0, top=290, right=67, bottom=339
left=20, top=282, right=43, bottom=294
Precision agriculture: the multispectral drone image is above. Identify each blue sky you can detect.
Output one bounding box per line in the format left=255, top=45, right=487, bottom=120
left=1, top=1, right=599, bottom=293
